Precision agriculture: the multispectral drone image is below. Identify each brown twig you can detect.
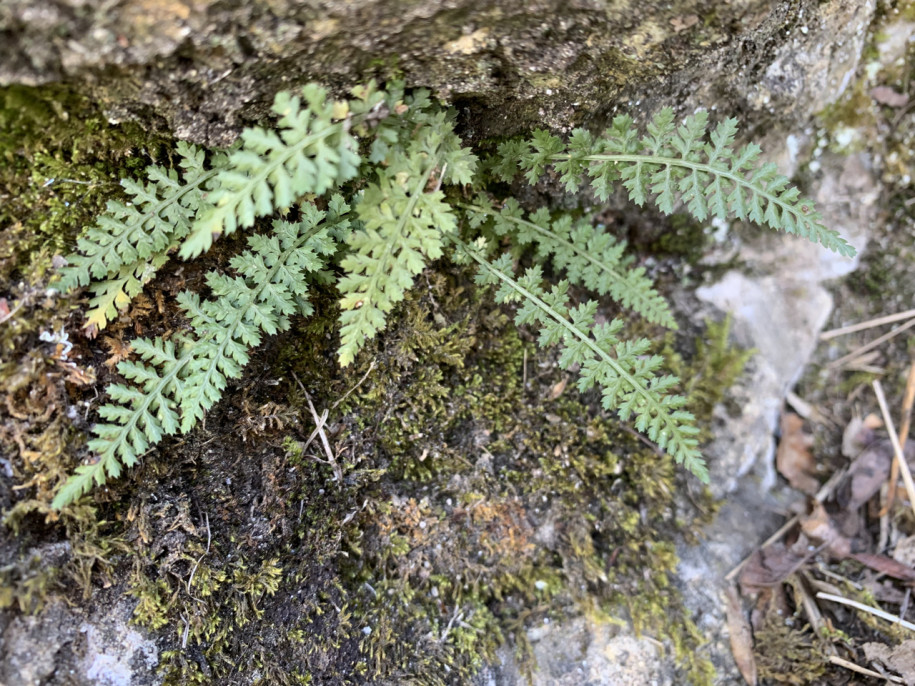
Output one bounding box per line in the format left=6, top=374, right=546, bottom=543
left=827, top=318, right=915, bottom=370
left=828, top=655, right=904, bottom=684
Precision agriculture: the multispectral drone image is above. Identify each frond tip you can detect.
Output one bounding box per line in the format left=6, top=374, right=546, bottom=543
left=457, top=239, right=709, bottom=483
left=516, top=108, right=856, bottom=258
left=53, top=202, right=347, bottom=508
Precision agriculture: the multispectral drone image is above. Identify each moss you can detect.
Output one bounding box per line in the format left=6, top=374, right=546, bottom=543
left=754, top=614, right=827, bottom=684
left=2, top=252, right=755, bottom=684
left=816, top=81, right=879, bottom=153
left=0, top=84, right=167, bottom=284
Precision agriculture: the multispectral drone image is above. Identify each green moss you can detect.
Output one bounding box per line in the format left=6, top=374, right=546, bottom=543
left=0, top=84, right=167, bottom=284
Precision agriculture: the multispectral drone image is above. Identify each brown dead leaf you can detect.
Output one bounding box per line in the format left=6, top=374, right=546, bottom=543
left=777, top=413, right=819, bottom=494
left=102, top=335, right=133, bottom=369
left=739, top=544, right=810, bottom=592
left=864, top=640, right=915, bottom=686
left=724, top=584, right=757, bottom=685
left=842, top=413, right=881, bottom=457
left=871, top=86, right=909, bottom=107
left=799, top=501, right=850, bottom=558
left=547, top=376, right=568, bottom=400
left=836, top=439, right=893, bottom=511
left=850, top=551, right=915, bottom=582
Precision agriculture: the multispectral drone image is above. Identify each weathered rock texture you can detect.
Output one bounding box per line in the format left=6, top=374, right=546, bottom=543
left=0, top=0, right=874, bottom=145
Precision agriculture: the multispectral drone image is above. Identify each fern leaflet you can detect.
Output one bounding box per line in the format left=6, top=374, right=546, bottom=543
left=456, top=239, right=707, bottom=482
left=180, top=84, right=387, bottom=259
left=336, top=111, right=477, bottom=366
left=464, top=198, right=676, bottom=329
left=52, top=201, right=346, bottom=508
left=515, top=109, right=856, bottom=257
left=57, top=142, right=217, bottom=331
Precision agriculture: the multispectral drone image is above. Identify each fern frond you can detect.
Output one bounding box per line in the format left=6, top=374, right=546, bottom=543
left=336, top=111, right=477, bottom=366
left=456, top=239, right=707, bottom=483
left=180, top=85, right=380, bottom=259
left=57, top=142, right=217, bottom=330
left=517, top=109, right=856, bottom=257
left=53, top=202, right=346, bottom=508
left=464, top=198, right=677, bottom=329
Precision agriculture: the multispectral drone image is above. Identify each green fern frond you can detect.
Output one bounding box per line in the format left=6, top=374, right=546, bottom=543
left=457, top=239, right=707, bottom=483
left=516, top=109, right=856, bottom=257
left=464, top=198, right=677, bottom=329
left=180, top=85, right=382, bottom=259
left=57, top=141, right=217, bottom=330
left=336, top=111, right=477, bottom=366
left=52, top=201, right=347, bottom=508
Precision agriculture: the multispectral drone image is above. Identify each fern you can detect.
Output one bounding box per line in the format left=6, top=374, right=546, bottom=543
left=52, top=201, right=346, bottom=508
left=336, top=110, right=477, bottom=366
left=456, top=240, right=706, bottom=482
left=180, top=84, right=393, bottom=259
left=463, top=198, right=676, bottom=329
left=57, top=142, right=217, bottom=331
left=54, top=84, right=856, bottom=508
left=510, top=109, right=856, bottom=257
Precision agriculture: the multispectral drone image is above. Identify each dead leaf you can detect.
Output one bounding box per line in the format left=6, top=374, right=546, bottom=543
left=799, top=501, right=850, bottom=558
left=739, top=544, right=810, bottom=592
left=842, top=413, right=881, bottom=457
left=864, top=640, right=915, bottom=686
left=850, top=552, right=915, bottom=582
left=724, top=585, right=757, bottom=685
left=547, top=376, right=568, bottom=400
left=836, top=439, right=893, bottom=511
left=871, top=86, right=909, bottom=107
left=670, top=14, right=699, bottom=32
left=102, top=335, right=133, bottom=369
left=777, top=413, right=819, bottom=494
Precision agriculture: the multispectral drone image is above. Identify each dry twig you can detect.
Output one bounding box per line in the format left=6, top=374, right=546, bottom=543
left=817, top=590, right=915, bottom=632
left=873, top=380, right=915, bottom=523
left=827, top=318, right=915, bottom=370
left=821, top=308, right=915, bottom=341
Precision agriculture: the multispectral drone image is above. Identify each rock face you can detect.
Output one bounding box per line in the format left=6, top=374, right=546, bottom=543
left=0, top=1, right=885, bottom=684
left=0, top=0, right=874, bottom=145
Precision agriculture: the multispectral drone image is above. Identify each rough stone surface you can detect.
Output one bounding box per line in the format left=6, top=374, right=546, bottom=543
left=0, top=591, right=160, bottom=686
left=0, top=0, right=875, bottom=146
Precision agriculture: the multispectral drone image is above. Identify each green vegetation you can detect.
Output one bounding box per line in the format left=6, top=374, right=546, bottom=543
left=0, top=78, right=848, bottom=685
left=53, top=81, right=852, bottom=506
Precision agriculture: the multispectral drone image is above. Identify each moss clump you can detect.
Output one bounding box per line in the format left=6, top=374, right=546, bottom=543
left=0, top=84, right=167, bottom=284
left=754, top=614, right=827, bottom=685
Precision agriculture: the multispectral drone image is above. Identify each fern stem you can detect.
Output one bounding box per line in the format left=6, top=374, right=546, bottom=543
left=556, top=152, right=815, bottom=231
left=365, top=164, right=437, bottom=285
left=96, top=222, right=327, bottom=475
left=227, top=124, right=346, bottom=207
left=146, top=169, right=219, bottom=223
